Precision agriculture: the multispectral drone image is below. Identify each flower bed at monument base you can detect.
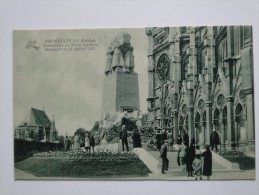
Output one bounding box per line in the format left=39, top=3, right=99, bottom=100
left=15, top=149, right=151, bottom=178
left=218, top=149, right=255, bottom=170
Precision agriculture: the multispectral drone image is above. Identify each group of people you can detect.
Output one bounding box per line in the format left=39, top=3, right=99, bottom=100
left=84, top=133, right=96, bottom=152
left=158, top=129, right=219, bottom=180
left=155, top=129, right=174, bottom=152
left=119, top=125, right=142, bottom=151
left=63, top=132, right=95, bottom=152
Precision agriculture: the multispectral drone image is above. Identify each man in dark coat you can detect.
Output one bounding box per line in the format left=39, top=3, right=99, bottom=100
left=119, top=125, right=129, bottom=151
left=132, top=129, right=142, bottom=148
left=155, top=130, right=162, bottom=151
left=182, top=130, right=189, bottom=147
left=161, top=129, right=168, bottom=145
left=160, top=140, right=169, bottom=174
left=210, top=129, right=220, bottom=152
left=186, top=138, right=195, bottom=177
left=201, top=144, right=212, bottom=180
left=90, top=134, right=95, bottom=152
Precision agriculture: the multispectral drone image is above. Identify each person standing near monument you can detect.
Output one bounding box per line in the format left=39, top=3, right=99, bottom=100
left=210, top=129, right=220, bottom=153
left=132, top=129, right=142, bottom=148
left=161, top=129, right=168, bottom=145
left=192, top=154, right=203, bottom=180
left=90, top=134, right=95, bottom=152
left=178, top=141, right=188, bottom=171
left=73, top=133, right=81, bottom=149
left=64, top=136, right=71, bottom=151
left=155, top=130, right=162, bottom=151
left=85, top=133, right=90, bottom=152
left=160, top=140, right=169, bottom=174
left=176, top=134, right=182, bottom=150
left=167, top=130, right=173, bottom=151
left=119, top=125, right=129, bottom=151
left=201, top=144, right=212, bottom=180
left=182, top=130, right=189, bottom=147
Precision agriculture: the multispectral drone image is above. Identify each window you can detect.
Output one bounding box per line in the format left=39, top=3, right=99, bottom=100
left=217, top=38, right=227, bottom=68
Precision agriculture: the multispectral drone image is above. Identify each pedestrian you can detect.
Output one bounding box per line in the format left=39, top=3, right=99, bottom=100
left=182, top=129, right=189, bottom=146
left=90, top=134, right=95, bottom=152
left=210, top=129, right=220, bottom=153
left=73, top=133, right=81, bottom=149
left=201, top=144, right=212, bottom=180
left=155, top=130, right=162, bottom=151
left=69, top=136, right=74, bottom=150
left=192, top=154, right=202, bottom=180
left=167, top=130, right=173, bottom=151
left=119, top=125, right=129, bottom=151
left=161, top=129, right=168, bottom=145
left=160, top=140, right=169, bottom=174
left=132, top=129, right=142, bottom=148
left=186, top=138, right=195, bottom=177
left=64, top=136, right=71, bottom=151
left=84, top=133, right=90, bottom=152
left=176, top=134, right=182, bottom=150
left=178, top=141, right=187, bottom=171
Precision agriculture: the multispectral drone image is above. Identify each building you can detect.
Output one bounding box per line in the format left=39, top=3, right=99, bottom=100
left=14, top=107, right=58, bottom=142
left=146, top=26, right=254, bottom=153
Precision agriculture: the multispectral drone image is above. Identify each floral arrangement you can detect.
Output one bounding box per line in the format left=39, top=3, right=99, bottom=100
left=218, top=148, right=245, bottom=158
left=33, top=148, right=139, bottom=162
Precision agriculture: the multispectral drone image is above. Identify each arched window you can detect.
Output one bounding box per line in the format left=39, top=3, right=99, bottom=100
left=195, top=113, right=201, bottom=128
left=202, top=111, right=206, bottom=127
left=217, top=38, right=227, bottom=69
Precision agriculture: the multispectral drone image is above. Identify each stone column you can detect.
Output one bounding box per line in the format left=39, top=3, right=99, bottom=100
left=244, top=89, right=254, bottom=149
left=201, top=125, right=205, bottom=147
left=219, top=116, right=225, bottom=149
left=172, top=110, right=178, bottom=139
left=146, top=28, right=155, bottom=123
left=205, top=101, right=212, bottom=145
left=187, top=106, right=194, bottom=139
left=240, top=32, right=254, bottom=152
left=226, top=96, right=235, bottom=148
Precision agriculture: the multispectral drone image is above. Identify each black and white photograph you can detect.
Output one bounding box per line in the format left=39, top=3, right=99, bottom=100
left=1, top=1, right=259, bottom=195
left=13, top=26, right=255, bottom=180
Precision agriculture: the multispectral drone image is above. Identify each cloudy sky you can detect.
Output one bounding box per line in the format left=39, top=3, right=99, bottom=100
left=13, top=28, right=148, bottom=136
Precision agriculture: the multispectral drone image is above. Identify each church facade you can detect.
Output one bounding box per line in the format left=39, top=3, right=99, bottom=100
left=146, top=26, right=254, bottom=153
left=14, top=107, right=58, bottom=142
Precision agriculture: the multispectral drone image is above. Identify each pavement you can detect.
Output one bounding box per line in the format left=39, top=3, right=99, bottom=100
left=145, top=150, right=255, bottom=180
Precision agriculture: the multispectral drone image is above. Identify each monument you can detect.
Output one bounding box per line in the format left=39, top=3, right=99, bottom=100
left=101, top=32, right=140, bottom=126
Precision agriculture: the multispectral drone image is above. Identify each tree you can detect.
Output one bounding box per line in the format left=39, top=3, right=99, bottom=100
left=57, top=135, right=64, bottom=143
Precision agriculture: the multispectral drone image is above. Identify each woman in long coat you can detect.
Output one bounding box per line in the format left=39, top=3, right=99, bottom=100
left=178, top=141, right=187, bottom=170
left=201, top=144, right=212, bottom=180
left=132, top=129, right=142, bottom=148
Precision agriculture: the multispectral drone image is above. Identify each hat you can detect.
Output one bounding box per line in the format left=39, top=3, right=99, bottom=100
left=164, top=140, right=168, bottom=143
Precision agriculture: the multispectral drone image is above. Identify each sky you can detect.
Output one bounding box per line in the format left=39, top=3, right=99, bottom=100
left=13, top=28, right=148, bottom=136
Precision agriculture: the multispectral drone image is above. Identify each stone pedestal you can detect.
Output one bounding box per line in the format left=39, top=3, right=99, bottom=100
left=102, top=70, right=140, bottom=117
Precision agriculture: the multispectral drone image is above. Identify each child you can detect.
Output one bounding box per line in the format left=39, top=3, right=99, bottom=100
left=192, top=154, right=202, bottom=180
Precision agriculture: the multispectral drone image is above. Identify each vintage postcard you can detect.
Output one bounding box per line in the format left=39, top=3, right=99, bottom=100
left=13, top=26, right=255, bottom=180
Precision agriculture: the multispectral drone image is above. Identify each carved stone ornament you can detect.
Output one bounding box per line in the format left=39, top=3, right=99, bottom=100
left=239, top=89, right=246, bottom=103
left=198, top=99, right=205, bottom=111
left=217, top=94, right=225, bottom=107
left=182, top=104, right=187, bottom=115
left=156, top=53, right=170, bottom=83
